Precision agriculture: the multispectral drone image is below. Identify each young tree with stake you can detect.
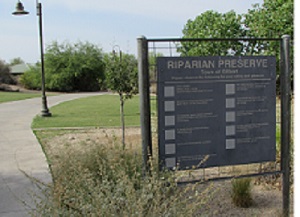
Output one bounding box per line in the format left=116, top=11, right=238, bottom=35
left=105, top=49, right=138, bottom=148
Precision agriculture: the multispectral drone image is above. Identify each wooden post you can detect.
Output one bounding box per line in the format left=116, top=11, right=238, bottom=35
left=137, top=36, right=152, bottom=174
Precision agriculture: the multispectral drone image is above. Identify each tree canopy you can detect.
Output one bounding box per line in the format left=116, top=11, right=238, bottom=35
left=20, top=41, right=105, bottom=92
left=9, top=57, right=24, bottom=66
left=244, top=0, right=294, bottom=62
left=179, top=0, right=293, bottom=57
left=244, top=0, right=294, bottom=91
left=179, top=0, right=293, bottom=92
left=45, top=41, right=105, bottom=92
left=104, top=50, right=138, bottom=148
left=179, top=10, right=246, bottom=56
left=244, top=0, right=293, bottom=39
left=105, top=51, right=138, bottom=99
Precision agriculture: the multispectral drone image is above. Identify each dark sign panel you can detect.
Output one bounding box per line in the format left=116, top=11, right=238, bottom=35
left=157, top=56, right=276, bottom=170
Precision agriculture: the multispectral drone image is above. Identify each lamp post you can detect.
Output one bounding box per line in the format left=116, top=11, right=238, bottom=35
left=112, top=45, right=122, bottom=62
left=13, top=0, right=51, bottom=117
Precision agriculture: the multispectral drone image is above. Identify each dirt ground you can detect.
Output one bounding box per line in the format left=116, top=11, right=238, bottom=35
left=39, top=127, right=293, bottom=217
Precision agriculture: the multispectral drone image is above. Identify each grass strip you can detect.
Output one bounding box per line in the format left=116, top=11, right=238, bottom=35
left=0, top=91, right=57, bottom=103
left=32, top=95, right=147, bottom=128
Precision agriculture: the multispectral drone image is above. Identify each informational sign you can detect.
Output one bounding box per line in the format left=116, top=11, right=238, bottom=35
left=157, top=56, right=276, bottom=170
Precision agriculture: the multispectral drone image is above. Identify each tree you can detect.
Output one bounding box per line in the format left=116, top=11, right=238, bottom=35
left=244, top=0, right=294, bottom=92
left=21, top=41, right=105, bottom=92
left=244, top=0, right=293, bottom=40
left=179, top=10, right=246, bottom=56
left=9, top=57, right=24, bottom=66
left=45, top=41, right=105, bottom=92
left=104, top=51, right=138, bottom=148
left=0, top=59, right=16, bottom=85
left=179, top=2, right=294, bottom=92
left=19, top=63, right=41, bottom=90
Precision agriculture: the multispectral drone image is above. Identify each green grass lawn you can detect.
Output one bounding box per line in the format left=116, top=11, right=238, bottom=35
left=0, top=91, right=58, bottom=103
left=0, top=91, right=42, bottom=103
left=32, top=95, right=150, bottom=128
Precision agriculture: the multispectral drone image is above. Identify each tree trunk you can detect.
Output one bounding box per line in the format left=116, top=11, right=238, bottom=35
left=119, top=93, right=125, bottom=149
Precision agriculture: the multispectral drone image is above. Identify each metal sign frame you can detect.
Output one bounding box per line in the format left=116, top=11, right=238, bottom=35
left=137, top=35, right=291, bottom=216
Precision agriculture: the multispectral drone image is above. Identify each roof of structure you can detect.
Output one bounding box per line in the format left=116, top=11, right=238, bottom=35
left=10, top=63, right=30, bottom=74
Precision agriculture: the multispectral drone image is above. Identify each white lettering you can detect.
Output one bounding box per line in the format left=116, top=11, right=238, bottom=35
left=218, top=58, right=269, bottom=68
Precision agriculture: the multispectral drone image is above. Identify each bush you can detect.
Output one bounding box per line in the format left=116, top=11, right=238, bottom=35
left=34, top=142, right=206, bottom=216
left=20, top=41, right=106, bottom=92
left=19, top=64, right=41, bottom=90
left=45, top=41, right=105, bottom=92
left=231, top=178, right=253, bottom=208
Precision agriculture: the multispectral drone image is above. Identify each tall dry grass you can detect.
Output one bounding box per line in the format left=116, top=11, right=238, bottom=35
left=33, top=140, right=208, bottom=216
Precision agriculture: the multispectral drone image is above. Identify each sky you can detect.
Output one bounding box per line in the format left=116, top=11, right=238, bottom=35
left=1, top=0, right=264, bottom=63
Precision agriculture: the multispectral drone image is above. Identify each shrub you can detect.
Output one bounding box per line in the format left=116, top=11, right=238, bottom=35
left=45, top=41, right=105, bottom=92
left=34, top=142, right=206, bottom=216
left=20, top=41, right=106, bottom=92
left=231, top=178, right=253, bottom=208
left=19, top=64, right=41, bottom=90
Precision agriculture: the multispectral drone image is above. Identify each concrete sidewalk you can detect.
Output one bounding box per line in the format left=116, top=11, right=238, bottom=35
left=0, top=92, right=104, bottom=217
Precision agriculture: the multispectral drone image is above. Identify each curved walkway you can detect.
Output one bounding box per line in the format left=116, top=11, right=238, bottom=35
left=0, top=92, right=105, bottom=217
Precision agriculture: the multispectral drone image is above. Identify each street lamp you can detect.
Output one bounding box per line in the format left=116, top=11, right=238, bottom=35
left=112, top=45, right=122, bottom=61
left=12, top=0, right=51, bottom=117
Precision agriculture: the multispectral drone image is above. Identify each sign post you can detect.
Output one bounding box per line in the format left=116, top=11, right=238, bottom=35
left=137, top=36, right=152, bottom=174
left=280, top=35, right=291, bottom=217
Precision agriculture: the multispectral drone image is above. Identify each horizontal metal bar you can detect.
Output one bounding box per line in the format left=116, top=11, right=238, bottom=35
left=149, top=46, right=178, bottom=49
left=177, top=170, right=282, bottom=185
left=147, top=37, right=282, bottom=43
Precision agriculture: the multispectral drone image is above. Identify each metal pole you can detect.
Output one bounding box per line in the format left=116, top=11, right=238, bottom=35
left=37, top=2, right=51, bottom=117
left=137, top=36, right=152, bottom=174
left=280, top=34, right=291, bottom=217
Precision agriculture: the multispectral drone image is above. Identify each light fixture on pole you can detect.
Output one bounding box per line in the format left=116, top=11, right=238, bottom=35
left=12, top=0, right=51, bottom=117
left=12, top=1, right=29, bottom=15
left=112, top=45, right=122, bottom=61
